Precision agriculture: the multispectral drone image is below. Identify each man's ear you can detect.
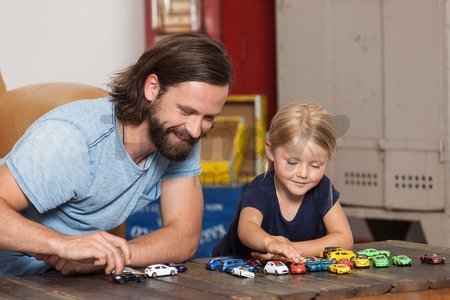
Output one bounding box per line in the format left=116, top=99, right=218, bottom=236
left=144, top=74, right=160, bottom=102
left=265, top=141, right=274, bottom=161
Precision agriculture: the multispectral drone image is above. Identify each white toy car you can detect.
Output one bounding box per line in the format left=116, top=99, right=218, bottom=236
left=231, top=266, right=255, bottom=278
left=263, top=261, right=289, bottom=275
left=145, top=264, right=178, bottom=277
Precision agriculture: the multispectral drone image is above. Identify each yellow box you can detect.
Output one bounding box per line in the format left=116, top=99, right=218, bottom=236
left=200, top=95, right=267, bottom=185
left=200, top=116, right=248, bottom=184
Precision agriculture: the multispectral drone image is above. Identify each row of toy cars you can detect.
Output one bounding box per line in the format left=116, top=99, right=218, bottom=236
left=112, top=263, right=187, bottom=284
left=205, top=247, right=446, bottom=278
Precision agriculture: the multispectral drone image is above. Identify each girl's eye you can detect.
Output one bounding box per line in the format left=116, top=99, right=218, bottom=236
left=311, top=164, right=320, bottom=169
left=287, top=161, right=297, bottom=166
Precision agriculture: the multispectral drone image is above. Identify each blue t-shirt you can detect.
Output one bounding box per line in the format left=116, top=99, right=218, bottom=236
left=0, top=97, right=201, bottom=275
left=212, top=170, right=339, bottom=257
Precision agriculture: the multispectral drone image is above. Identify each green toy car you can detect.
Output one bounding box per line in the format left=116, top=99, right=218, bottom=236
left=357, top=248, right=391, bottom=259
left=372, top=255, right=389, bottom=268
left=392, top=255, right=412, bottom=266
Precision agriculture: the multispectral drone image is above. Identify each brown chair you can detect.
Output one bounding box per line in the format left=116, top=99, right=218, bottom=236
left=0, top=73, right=108, bottom=157
left=0, top=73, right=125, bottom=237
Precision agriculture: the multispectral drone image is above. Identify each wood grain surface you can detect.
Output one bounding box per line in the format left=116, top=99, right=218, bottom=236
left=1, top=240, right=449, bottom=299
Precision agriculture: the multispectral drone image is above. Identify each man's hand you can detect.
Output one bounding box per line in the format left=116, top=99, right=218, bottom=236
left=52, top=231, right=131, bottom=274
left=35, top=254, right=103, bottom=275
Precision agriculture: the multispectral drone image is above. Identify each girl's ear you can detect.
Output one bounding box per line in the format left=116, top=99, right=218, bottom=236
left=265, top=141, right=275, bottom=161
left=144, top=74, right=160, bottom=102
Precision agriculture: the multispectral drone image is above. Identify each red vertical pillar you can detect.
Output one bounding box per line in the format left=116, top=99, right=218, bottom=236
left=220, top=0, right=277, bottom=122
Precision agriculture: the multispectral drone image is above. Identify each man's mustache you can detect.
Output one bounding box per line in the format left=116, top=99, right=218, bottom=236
left=167, top=127, right=204, bottom=145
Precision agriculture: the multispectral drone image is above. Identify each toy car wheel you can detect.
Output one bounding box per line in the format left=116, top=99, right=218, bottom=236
left=138, top=277, right=145, bottom=283
left=275, top=270, right=278, bottom=275
left=151, top=272, right=157, bottom=278
left=118, top=278, right=125, bottom=284
left=170, top=270, right=175, bottom=276
left=264, top=269, right=267, bottom=274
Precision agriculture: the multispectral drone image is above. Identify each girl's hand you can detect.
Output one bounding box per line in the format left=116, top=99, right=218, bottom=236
left=250, top=251, right=275, bottom=262
left=263, top=236, right=303, bottom=262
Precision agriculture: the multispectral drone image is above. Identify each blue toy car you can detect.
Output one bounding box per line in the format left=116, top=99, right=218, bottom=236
left=205, top=257, right=230, bottom=271
left=218, top=258, right=245, bottom=272
left=304, top=259, right=323, bottom=272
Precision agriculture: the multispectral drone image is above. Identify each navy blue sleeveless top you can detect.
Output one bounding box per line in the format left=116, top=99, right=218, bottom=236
left=212, top=170, right=339, bottom=257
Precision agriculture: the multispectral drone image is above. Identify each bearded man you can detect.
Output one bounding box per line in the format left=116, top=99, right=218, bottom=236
left=0, top=32, right=233, bottom=276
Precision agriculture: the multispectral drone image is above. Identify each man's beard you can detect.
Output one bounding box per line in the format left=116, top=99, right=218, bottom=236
left=148, top=111, right=199, bottom=161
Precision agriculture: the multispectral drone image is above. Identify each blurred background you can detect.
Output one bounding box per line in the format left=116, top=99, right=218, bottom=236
left=1, top=0, right=449, bottom=257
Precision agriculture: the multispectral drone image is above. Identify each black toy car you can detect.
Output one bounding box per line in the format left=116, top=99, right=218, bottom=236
left=112, top=271, right=146, bottom=284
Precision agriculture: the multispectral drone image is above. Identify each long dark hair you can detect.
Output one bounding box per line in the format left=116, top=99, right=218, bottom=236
left=109, top=32, right=233, bottom=124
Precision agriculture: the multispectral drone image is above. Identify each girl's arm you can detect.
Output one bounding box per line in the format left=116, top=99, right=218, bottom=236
left=238, top=207, right=302, bottom=261
left=292, top=201, right=354, bottom=256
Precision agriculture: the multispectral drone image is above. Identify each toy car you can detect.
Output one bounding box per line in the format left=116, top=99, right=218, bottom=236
left=337, top=258, right=355, bottom=269
left=231, top=266, right=255, bottom=278
left=326, top=250, right=356, bottom=263
left=319, top=259, right=333, bottom=271
left=263, top=261, right=289, bottom=275
left=372, top=255, right=389, bottom=268
left=242, top=264, right=260, bottom=273
left=354, top=254, right=371, bottom=268
left=290, top=262, right=307, bottom=274
left=303, top=258, right=323, bottom=272
left=113, top=271, right=146, bottom=284
left=271, top=255, right=296, bottom=267
left=320, top=247, right=343, bottom=258
left=145, top=264, right=178, bottom=277
left=164, top=263, right=187, bottom=272
left=328, top=263, right=351, bottom=274
left=392, top=255, right=412, bottom=266
left=246, top=258, right=264, bottom=267
left=357, top=248, right=390, bottom=259
left=420, top=253, right=446, bottom=264
left=205, top=257, right=230, bottom=271
left=218, top=258, right=245, bottom=272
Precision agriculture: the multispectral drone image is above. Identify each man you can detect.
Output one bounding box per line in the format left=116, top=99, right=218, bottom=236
left=0, top=32, right=233, bottom=276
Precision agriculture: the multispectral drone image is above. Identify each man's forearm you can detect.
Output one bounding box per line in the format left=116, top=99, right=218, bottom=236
left=127, top=224, right=201, bottom=267
left=0, top=198, right=62, bottom=255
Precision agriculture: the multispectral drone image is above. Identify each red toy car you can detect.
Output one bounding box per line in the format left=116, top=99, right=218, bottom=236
left=337, top=258, right=355, bottom=269
left=420, top=253, right=446, bottom=264
left=290, top=262, right=307, bottom=274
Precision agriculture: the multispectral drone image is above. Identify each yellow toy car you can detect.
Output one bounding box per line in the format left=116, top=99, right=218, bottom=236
left=326, top=250, right=356, bottom=263
left=328, top=263, right=351, bottom=274
left=354, top=254, right=371, bottom=268
left=319, top=247, right=343, bottom=258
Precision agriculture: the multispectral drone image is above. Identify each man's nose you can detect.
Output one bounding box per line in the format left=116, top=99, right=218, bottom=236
left=185, top=117, right=203, bottom=139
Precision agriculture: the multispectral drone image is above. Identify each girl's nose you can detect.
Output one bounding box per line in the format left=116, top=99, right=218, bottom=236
left=297, top=165, right=308, bottom=178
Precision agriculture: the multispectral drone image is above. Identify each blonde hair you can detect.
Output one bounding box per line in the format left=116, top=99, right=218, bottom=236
left=264, top=102, right=337, bottom=172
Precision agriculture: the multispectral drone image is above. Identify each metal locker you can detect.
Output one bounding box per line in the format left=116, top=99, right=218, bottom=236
left=276, top=0, right=450, bottom=246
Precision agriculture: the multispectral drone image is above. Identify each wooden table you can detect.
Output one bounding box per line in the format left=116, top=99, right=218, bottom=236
left=1, top=240, right=450, bottom=299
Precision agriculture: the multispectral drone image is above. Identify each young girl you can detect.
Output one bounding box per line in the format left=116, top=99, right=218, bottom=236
left=212, top=102, right=353, bottom=261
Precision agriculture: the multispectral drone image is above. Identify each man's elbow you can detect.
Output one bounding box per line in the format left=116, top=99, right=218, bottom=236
left=178, top=231, right=201, bottom=261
